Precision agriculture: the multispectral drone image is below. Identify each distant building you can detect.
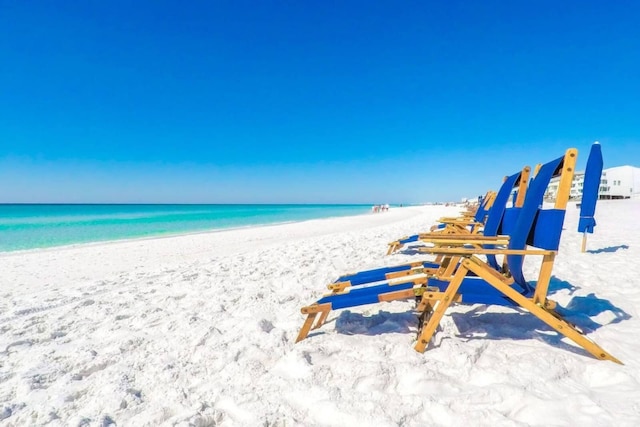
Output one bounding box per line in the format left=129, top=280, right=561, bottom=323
left=544, top=165, right=640, bottom=201
left=601, top=166, right=640, bottom=199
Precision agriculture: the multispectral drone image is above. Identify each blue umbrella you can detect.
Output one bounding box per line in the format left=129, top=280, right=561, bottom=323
left=578, top=142, right=603, bottom=252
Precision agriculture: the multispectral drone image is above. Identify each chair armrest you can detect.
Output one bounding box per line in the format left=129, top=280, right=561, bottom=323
left=419, top=247, right=556, bottom=256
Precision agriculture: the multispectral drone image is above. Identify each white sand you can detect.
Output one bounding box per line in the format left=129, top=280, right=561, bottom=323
left=1, top=202, right=639, bottom=426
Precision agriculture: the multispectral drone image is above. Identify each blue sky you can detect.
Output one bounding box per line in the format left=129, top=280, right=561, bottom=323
left=1, top=1, right=639, bottom=203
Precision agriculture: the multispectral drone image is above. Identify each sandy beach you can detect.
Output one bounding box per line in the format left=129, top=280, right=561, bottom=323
left=1, top=202, right=639, bottom=426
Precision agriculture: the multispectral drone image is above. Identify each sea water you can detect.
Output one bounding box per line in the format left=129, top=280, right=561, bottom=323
left=0, top=204, right=372, bottom=252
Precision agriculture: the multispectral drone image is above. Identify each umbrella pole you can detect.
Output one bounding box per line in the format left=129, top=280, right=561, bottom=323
left=581, top=232, right=587, bottom=253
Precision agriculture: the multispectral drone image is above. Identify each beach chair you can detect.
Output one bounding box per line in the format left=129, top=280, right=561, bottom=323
left=386, top=170, right=530, bottom=255
left=450, top=190, right=496, bottom=222
left=329, top=166, right=530, bottom=292
left=296, top=167, right=531, bottom=342
left=427, top=189, right=496, bottom=233
left=413, top=148, right=621, bottom=363
left=296, top=149, right=620, bottom=363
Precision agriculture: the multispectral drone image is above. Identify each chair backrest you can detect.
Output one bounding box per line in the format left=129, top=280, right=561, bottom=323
left=481, top=166, right=530, bottom=271
left=483, top=166, right=531, bottom=238
left=473, top=191, right=496, bottom=223
left=505, top=149, right=577, bottom=292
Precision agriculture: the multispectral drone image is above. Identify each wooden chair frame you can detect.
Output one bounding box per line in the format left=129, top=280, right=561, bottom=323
left=413, top=149, right=621, bottom=363
left=387, top=167, right=530, bottom=255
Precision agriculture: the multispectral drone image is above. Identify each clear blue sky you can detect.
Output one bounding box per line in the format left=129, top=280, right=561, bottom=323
left=1, top=1, right=639, bottom=203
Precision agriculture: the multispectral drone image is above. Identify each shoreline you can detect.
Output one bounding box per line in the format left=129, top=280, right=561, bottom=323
left=0, top=203, right=448, bottom=304
left=0, top=205, right=420, bottom=257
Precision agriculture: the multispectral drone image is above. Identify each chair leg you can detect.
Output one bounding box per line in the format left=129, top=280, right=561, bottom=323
left=414, top=267, right=467, bottom=353
left=296, top=314, right=318, bottom=343
left=313, top=310, right=330, bottom=330
left=512, top=297, right=622, bottom=364
left=414, top=293, right=454, bottom=353
left=387, top=242, right=400, bottom=255
left=416, top=300, right=433, bottom=334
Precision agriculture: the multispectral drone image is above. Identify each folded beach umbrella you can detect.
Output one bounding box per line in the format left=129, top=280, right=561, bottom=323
left=578, top=142, right=603, bottom=252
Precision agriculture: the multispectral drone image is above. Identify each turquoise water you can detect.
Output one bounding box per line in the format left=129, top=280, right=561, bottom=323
left=0, top=204, right=372, bottom=252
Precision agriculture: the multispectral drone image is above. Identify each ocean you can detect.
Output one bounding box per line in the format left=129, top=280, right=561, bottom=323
left=0, top=204, right=373, bottom=252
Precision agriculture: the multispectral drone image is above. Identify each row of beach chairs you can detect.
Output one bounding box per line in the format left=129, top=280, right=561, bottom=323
left=296, top=144, right=621, bottom=363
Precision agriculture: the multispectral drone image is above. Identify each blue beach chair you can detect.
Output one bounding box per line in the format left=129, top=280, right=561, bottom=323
left=386, top=172, right=529, bottom=255
left=328, top=166, right=531, bottom=294
left=434, top=189, right=497, bottom=230
left=296, top=167, right=532, bottom=342
left=296, top=148, right=620, bottom=363
left=414, top=148, right=621, bottom=363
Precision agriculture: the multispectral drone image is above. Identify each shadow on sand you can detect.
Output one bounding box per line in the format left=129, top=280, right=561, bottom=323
left=395, top=247, right=425, bottom=256
left=319, top=276, right=629, bottom=360
left=334, top=310, right=417, bottom=336
left=587, top=245, right=629, bottom=254
left=547, top=276, right=578, bottom=295
left=449, top=278, right=630, bottom=358
left=449, top=309, right=597, bottom=358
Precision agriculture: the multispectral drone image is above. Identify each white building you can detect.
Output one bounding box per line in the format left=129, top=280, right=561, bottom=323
left=545, top=165, right=640, bottom=201
left=600, top=166, right=640, bottom=199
